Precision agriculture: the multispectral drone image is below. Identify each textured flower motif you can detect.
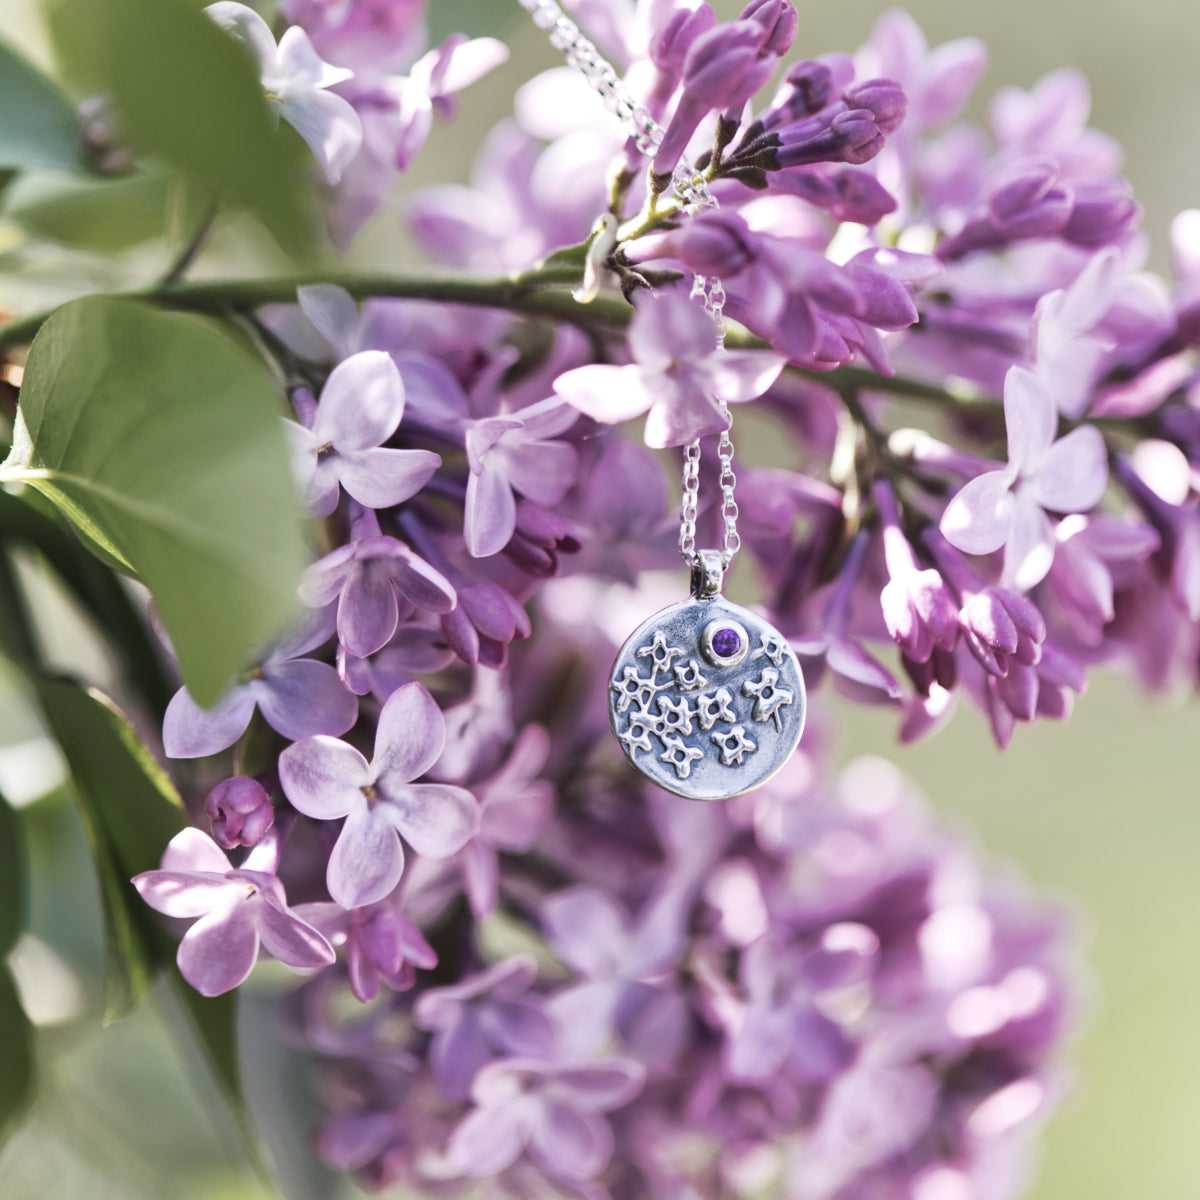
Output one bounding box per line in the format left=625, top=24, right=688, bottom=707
left=206, top=2, right=363, bottom=184
left=940, top=366, right=1108, bottom=590
left=463, top=397, right=578, bottom=558
left=553, top=291, right=786, bottom=448
left=163, top=609, right=357, bottom=758
left=446, top=1055, right=646, bottom=1182
left=286, top=350, right=441, bottom=519
left=279, top=682, right=479, bottom=908
left=300, top=511, right=457, bottom=658
left=133, top=828, right=334, bottom=996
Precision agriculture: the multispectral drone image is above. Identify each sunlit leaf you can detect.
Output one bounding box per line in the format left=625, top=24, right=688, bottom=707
left=3, top=297, right=307, bottom=706
left=35, top=679, right=185, bottom=1021
left=0, top=36, right=86, bottom=173
left=46, top=0, right=309, bottom=247
left=0, top=968, right=34, bottom=1138
left=0, top=788, right=25, bottom=956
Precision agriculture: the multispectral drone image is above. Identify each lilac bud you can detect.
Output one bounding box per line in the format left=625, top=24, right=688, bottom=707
left=649, top=3, right=717, bottom=77
left=776, top=110, right=885, bottom=168
left=762, top=59, right=836, bottom=128
left=988, top=164, right=1073, bottom=238
left=737, top=0, right=799, bottom=56
left=843, top=78, right=907, bottom=135
left=204, top=776, right=275, bottom=849
left=1062, top=179, right=1140, bottom=247
left=504, top=501, right=582, bottom=577
left=441, top=581, right=531, bottom=668
left=773, top=166, right=898, bottom=225
left=960, top=588, right=1046, bottom=674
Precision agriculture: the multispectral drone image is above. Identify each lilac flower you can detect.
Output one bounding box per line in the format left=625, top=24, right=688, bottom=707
left=464, top=397, right=579, bottom=557
left=282, top=0, right=426, bottom=73
left=294, top=898, right=436, bottom=1003
left=286, top=350, right=441, bottom=519
left=300, top=510, right=456, bottom=658
left=206, top=3, right=363, bottom=184
left=278, top=682, right=478, bottom=908
left=413, top=956, right=556, bottom=1102
left=163, top=609, right=357, bottom=758
left=445, top=1055, right=646, bottom=1182
left=204, top=776, right=274, bottom=849
left=133, top=828, right=334, bottom=995
left=457, top=725, right=555, bottom=919
left=553, top=291, right=785, bottom=448
left=940, top=366, right=1108, bottom=590
left=876, top=481, right=959, bottom=663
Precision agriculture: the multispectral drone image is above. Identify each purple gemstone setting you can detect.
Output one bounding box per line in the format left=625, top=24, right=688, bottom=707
left=712, top=627, right=741, bottom=659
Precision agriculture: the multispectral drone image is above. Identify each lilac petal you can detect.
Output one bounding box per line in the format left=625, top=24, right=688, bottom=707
left=306, top=458, right=342, bottom=518
left=297, top=284, right=360, bottom=358
left=314, top=351, right=405, bottom=452
left=433, top=35, right=510, bottom=93
left=160, top=826, right=234, bottom=874
left=940, top=471, right=1015, bottom=555
left=177, top=904, right=260, bottom=996
left=339, top=563, right=400, bottom=658
left=163, top=685, right=257, bottom=758
left=629, top=291, right=718, bottom=370
left=430, top=1011, right=493, bottom=1101
left=298, top=544, right=356, bottom=607
left=1031, top=425, right=1108, bottom=512
left=529, top=1104, right=613, bottom=1181
left=317, top=1112, right=400, bottom=1172
left=708, top=350, right=787, bottom=404
left=462, top=839, right=499, bottom=918
left=542, top=887, right=626, bottom=977
left=1004, top=367, right=1057, bottom=472
left=387, top=553, right=456, bottom=613
left=1003, top=497, right=1057, bottom=591
left=256, top=896, right=336, bottom=968
left=276, top=88, right=363, bottom=186
left=373, top=681, right=446, bottom=784
left=549, top=1061, right=645, bottom=1110
left=206, top=2, right=276, bottom=65
left=337, top=447, right=441, bottom=510
left=727, top=1004, right=791, bottom=1081
left=267, top=602, right=339, bottom=662
left=328, top=803, right=405, bottom=909
left=278, top=736, right=371, bottom=819
left=258, top=658, right=357, bottom=739
left=133, top=870, right=243, bottom=918
left=513, top=396, right=580, bottom=441
left=553, top=364, right=656, bottom=424
left=482, top=998, right=558, bottom=1058
left=644, top=384, right=727, bottom=449
left=465, top=459, right=517, bottom=558
left=502, top=439, right=577, bottom=506
left=825, top=636, right=903, bottom=698
left=447, top=1100, right=529, bottom=1176
left=382, top=783, right=478, bottom=859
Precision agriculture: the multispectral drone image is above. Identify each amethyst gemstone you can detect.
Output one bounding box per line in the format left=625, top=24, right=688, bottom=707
left=712, top=627, right=742, bottom=658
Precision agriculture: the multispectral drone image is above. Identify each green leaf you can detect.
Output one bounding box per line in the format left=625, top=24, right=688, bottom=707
left=0, top=489, right=172, bottom=711
left=0, top=36, right=86, bottom=173
left=4, top=297, right=307, bottom=706
left=46, top=0, right=309, bottom=247
left=4, top=169, right=172, bottom=251
left=0, top=967, right=34, bottom=1138
left=0, top=788, right=26, bottom=956
left=35, top=678, right=185, bottom=1021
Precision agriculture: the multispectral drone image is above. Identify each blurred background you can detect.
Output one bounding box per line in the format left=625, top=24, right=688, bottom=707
left=2, top=0, right=1199, bottom=1196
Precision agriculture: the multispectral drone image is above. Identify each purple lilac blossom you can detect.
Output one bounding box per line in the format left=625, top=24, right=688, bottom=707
left=206, top=3, right=363, bottom=184
left=279, top=681, right=478, bottom=908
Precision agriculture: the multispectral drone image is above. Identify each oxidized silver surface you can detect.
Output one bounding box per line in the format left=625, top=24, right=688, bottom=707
left=608, top=593, right=806, bottom=801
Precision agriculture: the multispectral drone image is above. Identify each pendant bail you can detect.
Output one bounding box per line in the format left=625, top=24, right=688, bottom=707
left=691, top=549, right=724, bottom=599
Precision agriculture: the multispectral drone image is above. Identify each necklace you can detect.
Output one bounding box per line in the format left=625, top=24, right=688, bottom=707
left=518, top=0, right=806, bottom=800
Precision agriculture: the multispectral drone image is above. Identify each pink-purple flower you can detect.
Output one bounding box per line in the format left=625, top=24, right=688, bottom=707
left=279, top=681, right=478, bottom=908
left=940, top=366, right=1109, bottom=590
left=132, top=828, right=334, bottom=996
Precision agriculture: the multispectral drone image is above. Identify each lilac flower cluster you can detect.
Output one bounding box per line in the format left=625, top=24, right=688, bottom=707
left=127, top=1, right=1200, bottom=1193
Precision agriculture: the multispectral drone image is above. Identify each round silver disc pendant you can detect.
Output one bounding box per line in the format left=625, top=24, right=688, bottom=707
left=608, top=594, right=806, bottom=801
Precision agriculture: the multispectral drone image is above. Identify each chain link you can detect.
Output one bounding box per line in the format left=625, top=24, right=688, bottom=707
left=517, top=0, right=739, bottom=569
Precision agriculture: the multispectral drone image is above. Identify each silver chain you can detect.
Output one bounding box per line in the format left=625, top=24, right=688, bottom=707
left=516, top=0, right=740, bottom=569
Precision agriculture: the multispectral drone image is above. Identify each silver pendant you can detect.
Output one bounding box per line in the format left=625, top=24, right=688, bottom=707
left=609, top=551, right=806, bottom=801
